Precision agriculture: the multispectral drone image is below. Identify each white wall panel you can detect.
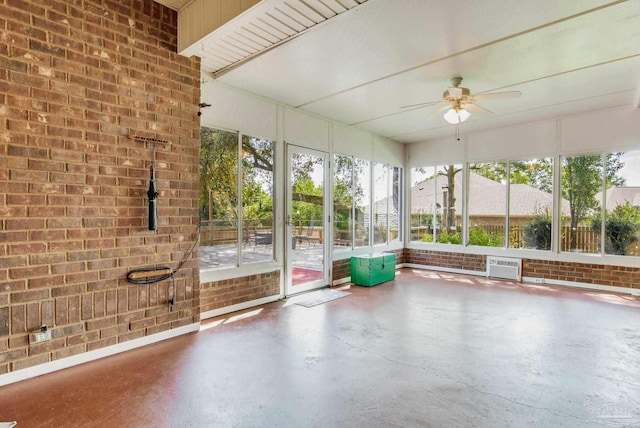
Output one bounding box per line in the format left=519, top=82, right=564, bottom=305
left=332, top=124, right=372, bottom=159
left=201, top=81, right=403, bottom=158
left=283, top=108, right=329, bottom=151
left=409, top=106, right=640, bottom=167
left=373, top=135, right=404, bottom=166
left=560, top=107, right=640, bottom=155
left=200, top=82, right=277, bottom=139
left=407, top=136, right=466, bottom=167
left=468, top=120, right=556, bottom=161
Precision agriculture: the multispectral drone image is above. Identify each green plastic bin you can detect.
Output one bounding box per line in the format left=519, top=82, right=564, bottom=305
left=350, top=253, right=396, bottom=286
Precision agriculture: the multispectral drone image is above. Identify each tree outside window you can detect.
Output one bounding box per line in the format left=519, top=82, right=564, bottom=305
left=199, top=127, right=275, bottom=269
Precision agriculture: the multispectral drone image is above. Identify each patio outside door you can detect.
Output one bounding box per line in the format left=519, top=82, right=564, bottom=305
left=286, top=145, right=329, bottom=296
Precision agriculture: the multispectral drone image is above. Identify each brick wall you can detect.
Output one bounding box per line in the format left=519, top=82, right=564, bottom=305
left=405, top=249, right=640, bottom=290
left=405, top=248, right=486, bottom=273
left=200, top=271, right=280, bottom=313
left=523, top=259, right=640, bottom=289
left=332, top=258, right=350, bottom=282
left=0, top=0, right=201, bottom=375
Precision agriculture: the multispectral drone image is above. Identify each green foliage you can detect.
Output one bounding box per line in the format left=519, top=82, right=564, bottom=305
left=471, top=159, right=554, bottom=192
left=200, top=127, right=238, bottom=222
left=421, top=232, right=433, bottom=242
left=523, top=213, right=552, bottom=250
left=293, top=178, right=323, bottom=226
left=437, top=230, right=462, bottom=244
left=200, top=128, right=275, bottom=225
left=468, top=226, right=503, bottom=247
left=562, top=153, right=625, bottom=250
left=591, top=202, right=640, bottom=255
left=471, top=162, right=507, bottom=183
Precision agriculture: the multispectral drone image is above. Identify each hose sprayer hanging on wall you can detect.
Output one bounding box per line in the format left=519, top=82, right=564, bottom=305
left=126, top=134, right=200, bottom=308
left=128, top=134, right=171, bottom=231
left=147, top=164, right=158, bottom=231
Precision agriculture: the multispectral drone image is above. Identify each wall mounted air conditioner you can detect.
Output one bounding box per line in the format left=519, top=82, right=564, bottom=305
left=486, top=256, right=522, bottom=281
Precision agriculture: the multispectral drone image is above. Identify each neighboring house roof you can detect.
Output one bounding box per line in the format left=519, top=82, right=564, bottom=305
left=410, top=172, right=570, bottom=217
left=600, top=186, right=640, bottom=210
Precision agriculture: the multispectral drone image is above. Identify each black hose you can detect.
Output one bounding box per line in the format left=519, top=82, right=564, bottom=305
left=147, top=166, right=158, bottom=231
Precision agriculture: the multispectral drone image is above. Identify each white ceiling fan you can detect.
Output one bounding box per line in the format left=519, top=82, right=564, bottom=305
left=401, top=77, right=522, bottom=124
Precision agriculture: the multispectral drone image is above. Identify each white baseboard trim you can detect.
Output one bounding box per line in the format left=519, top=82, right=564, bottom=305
left=522, top=276, right=640, bottom=297
left=200, top=294, right=282, bottom=320
left=0, top=322, right=200, bottom=387
left=402, top=263, right=486, bottom=277
left=332, top=277, right=351, bottom=286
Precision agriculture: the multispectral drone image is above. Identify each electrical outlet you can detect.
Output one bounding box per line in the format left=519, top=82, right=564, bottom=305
left=30, top=327, right=52, bottom=344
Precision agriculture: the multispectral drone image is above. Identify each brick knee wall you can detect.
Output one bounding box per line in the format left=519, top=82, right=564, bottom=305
left=404, top=249, right=486, bottom=273
left=200, top=271, right=280, bottom=312
left=522, top=259, right=640, bottom=289
left=404, top=249, right=639, bottom=290
left=332, top=259, right=350, bottom=282
left=0, top=0, right=201, bottom=374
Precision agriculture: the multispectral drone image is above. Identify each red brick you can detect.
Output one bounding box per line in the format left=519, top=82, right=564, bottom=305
left=10, top=265, right=49, bottom=280
left=85, top=336, right=117, bottom=352
left=0, top=0, right=196, bottom=373
left=55, top=297, right=68, bottom=325
left=53, top=344, right=86, bottom=360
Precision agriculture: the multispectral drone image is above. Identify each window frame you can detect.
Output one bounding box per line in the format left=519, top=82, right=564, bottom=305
left=199, top=126, right=277, bottom=275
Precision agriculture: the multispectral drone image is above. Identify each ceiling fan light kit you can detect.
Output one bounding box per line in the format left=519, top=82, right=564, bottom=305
left=444, top=106, right=470, bottom=124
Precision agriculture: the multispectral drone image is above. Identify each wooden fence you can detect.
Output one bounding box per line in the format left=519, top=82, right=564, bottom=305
left=412, top=224, right=604, bottom=253
left=481, top=225, right=600, bottom=252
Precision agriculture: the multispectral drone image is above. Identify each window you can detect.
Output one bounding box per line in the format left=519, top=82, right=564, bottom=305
left=510, top=158, right=554, bottom=250
left=437, top=164, right=463, bottom=244
left=333, top=155, right=371, bottom=250
left=594, top=151, right=639, bottom=256
left=390, top=166, right=402, bottom=243
left=560, top=154, right=604, bottom=254
left=332, top=157, right=402, bottom=250
left=410, top=167, right=437, bottom=242
left=200, top=128, right=238, bottom=269
left=466, top=159, right=555, bottom=249
left=372, top=163, right=403, bottom=245
left=373, top=163, right=389, bottom=245
left=354, top=158, right=371, bottom=248
left=411, top=151, right=640, bottom=258
left=333, top=155, right=354, bottom=251
left=468, top=162, right=507, bottom=247
left=410, top=164, right=463, bottom=244
left=241, top=135, right=275, bottom=264
left=199, top=127, right=275, bottom=269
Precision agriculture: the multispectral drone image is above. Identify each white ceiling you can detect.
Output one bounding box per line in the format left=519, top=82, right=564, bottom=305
left=183, top=0, right=368, bottom=74
left=186, top=0, right=640, bottom=143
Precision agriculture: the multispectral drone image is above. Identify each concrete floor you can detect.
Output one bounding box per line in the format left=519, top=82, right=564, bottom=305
left=200, top=241, right=323, bottom=270
left=1, top=269, right=640, bottom=427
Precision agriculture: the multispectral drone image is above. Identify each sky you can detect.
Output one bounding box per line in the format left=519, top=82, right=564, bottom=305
left=618, top=151, right=640, bottom=186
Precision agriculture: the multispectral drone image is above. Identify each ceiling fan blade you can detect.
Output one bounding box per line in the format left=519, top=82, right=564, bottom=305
left=465, top=103, right=493, bottom=114
left=400, top=100, right=445, bottom=109
left=434, top=105, right=452, bottom=114
left=471, top=90, right=522, bottom=101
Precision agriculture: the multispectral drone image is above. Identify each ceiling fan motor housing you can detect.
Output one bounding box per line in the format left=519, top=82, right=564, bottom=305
left=443, top=86, right=470, bottom=102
